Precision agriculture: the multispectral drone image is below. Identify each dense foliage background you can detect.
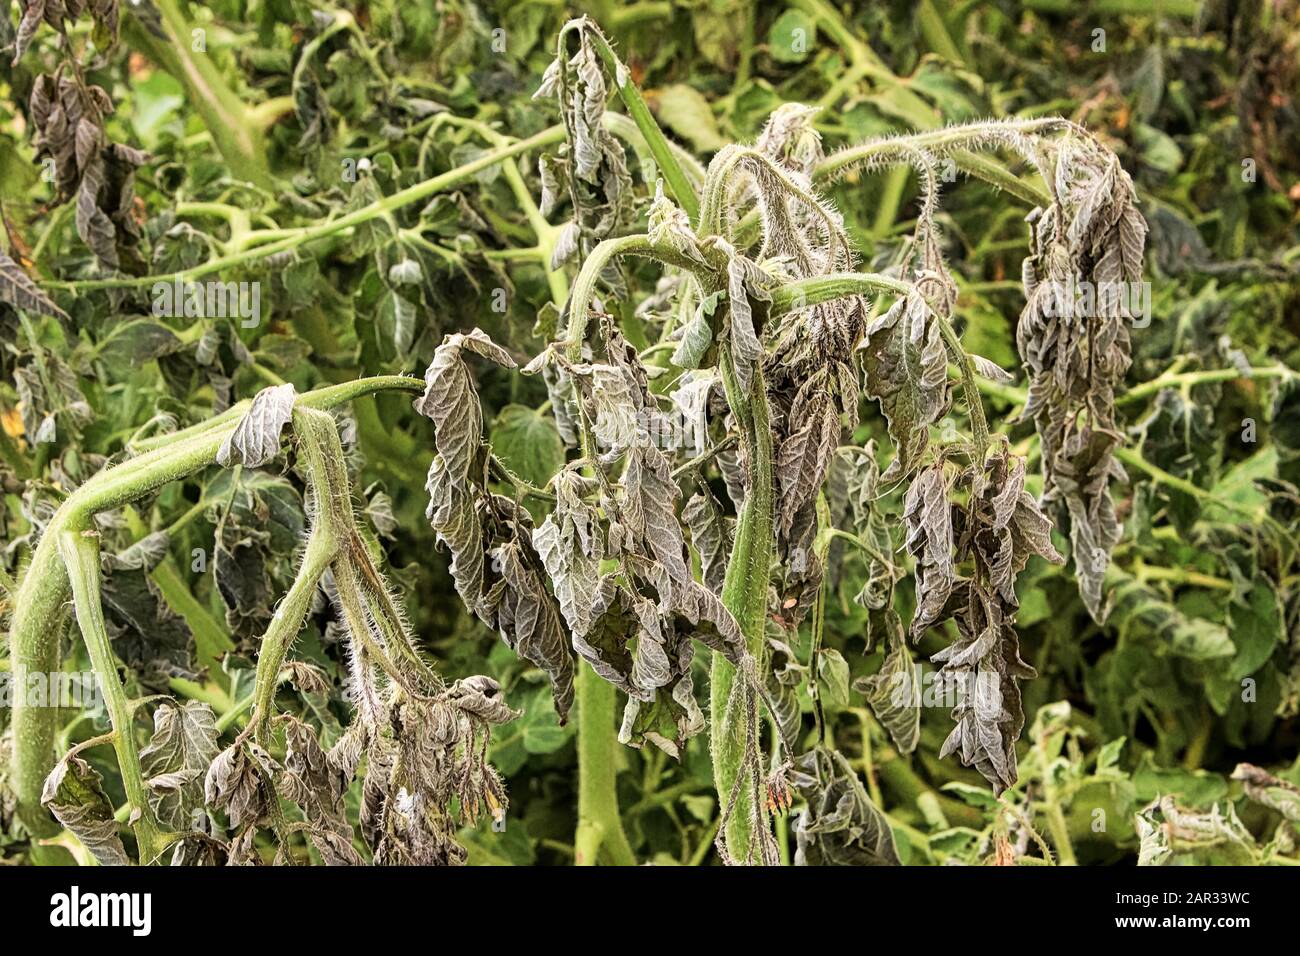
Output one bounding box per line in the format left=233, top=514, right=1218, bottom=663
left=1, top=0, right=1299, bottom=865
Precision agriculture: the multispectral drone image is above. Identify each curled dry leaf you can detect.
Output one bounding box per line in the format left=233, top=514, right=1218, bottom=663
left=1016, top=148, right=1146, bottom=621
left=217, top=383, right=297, bottom=468
left=862, top=290, right=950, bottom=481
left=791, top=747, right=900, bottom=866
left=0, top=251, right=68, bottom=320
left=139, top=700, right=219, bottom=830
left=41, top=750, right=129, bottom=867
left=853, top=609, right=920, bottom=754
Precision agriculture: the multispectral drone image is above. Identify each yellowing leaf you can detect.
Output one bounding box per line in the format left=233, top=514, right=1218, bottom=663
left=1, top=405, right=24, bottom=439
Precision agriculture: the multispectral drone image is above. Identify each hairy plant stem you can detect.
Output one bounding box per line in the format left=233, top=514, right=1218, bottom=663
left=45, top=110, right=697, bottom=295
left=46, top=127, right=568, bottom=292
left=932, top=310, right=990, bottom=466
left=816, top=127, right=1060, bottom=208
left=711, top=355, right=775, bottom=862
left=769, top=272, right=910, bottom=314
left=559, top=219, right=777, bottom=861
left=248, top=414, right=345, bottom=744
left=7, top=376, right=421, bottom=863
left=726, top=124, right=1053, bottom=251
left=58, top=530, right=167, bottom=864
left=1039, top=801, right=1076, bottom=866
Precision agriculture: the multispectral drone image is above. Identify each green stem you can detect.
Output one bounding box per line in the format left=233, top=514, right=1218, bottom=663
left=249, top=537, right=333, bottom=745
left=1038, top=799, right=1078, bottom=866
left=58, top=530, right=166, bottom=864
left=818, top=135, right=1056, bottom=209
left=933, top=310, right=990, bottom=466
left=602, top=113, right=707, bottom=188
left=1021, top=0, right=1202, bottom=16
left=571, top=19, right=701, bottom=223
left=792, top=0, right=936, bottom=128
left=710, top=357, right=775, bottom=862
left=1114, top=447, right=1217, bottom=504
left=46, top=127, right=568, bottom=292
left=563, top=234, right=706, bottom=349
left=769, top=272, right=910, bottom=315
left=1117, top=364, right=1300, bottom=406
left=917, top=0, right=965, bottom=64
left=574, top=662, right=636, bottom=865
left=124, top=0, right=273, bottom=188
left=808, top=494, right=832, bottom=744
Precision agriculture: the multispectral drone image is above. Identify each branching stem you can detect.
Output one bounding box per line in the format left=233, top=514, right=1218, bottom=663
left=7, top=377, right=422, bottom=861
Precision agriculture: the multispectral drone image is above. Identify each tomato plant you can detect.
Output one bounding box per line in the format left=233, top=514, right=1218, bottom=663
left=2, top=1, right=1299, bottom=867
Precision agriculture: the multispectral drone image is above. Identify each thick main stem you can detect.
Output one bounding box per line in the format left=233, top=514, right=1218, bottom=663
left=710, top=359, right=775, bottom=862
left=574, top=662, right=636, bottom=865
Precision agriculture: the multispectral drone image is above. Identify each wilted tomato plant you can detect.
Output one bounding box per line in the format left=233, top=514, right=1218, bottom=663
left=3, top=2, right=1299, bottom=868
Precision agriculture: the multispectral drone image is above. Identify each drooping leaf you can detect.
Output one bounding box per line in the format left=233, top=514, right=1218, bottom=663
left=139, top=700, right=219, bottom=830
left=776, top=368, right=841, bottom=536
left=414, top=328, right=516, bottom=483
left=903, top=461, right=955, bottom=637
left=863, top=291, right=950, bottom=480
left=791, top=747, right=900, bottom=866
left=204, top=741, right=282, bottom=832
left=683, top=484, right=732, bottom=594
left=41, top=751, right=129, bottom=866
left=0, top=251, right=68, bottom=320
left=854, top=609, right=920, bottom=754
left=532, top=469, right=603, bottom=639
left=485, top=537, right=576, bottom=723
left=217, top=383, right=297, bottom=468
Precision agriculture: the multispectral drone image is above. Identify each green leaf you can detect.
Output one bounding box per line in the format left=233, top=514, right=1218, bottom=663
left=940, top=781, right=999, bottom=810
left=491, top=404, right=566, bottom=487
left=818, top=648, right=851, bottom=708
left=1205, top=447, right=1276, bottom=523
left=1226, top=582, right=1282, bottom=678
left=1107, top=568, right=1234, bottom=661
left=377, top=289, right=417, bottom=358
left=1132, top=754, right=1228, bottom=806
left=1096, top=737, right=1127, bottom=772
left=691, top=4, right=744, bottom=71
left=96, top=319, right=182, bottom=365
left=654, top=84, right=727, bottom=153
left=509, top=686, right=572, bottom=757
left=768, top=9, right=814, bottom=64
